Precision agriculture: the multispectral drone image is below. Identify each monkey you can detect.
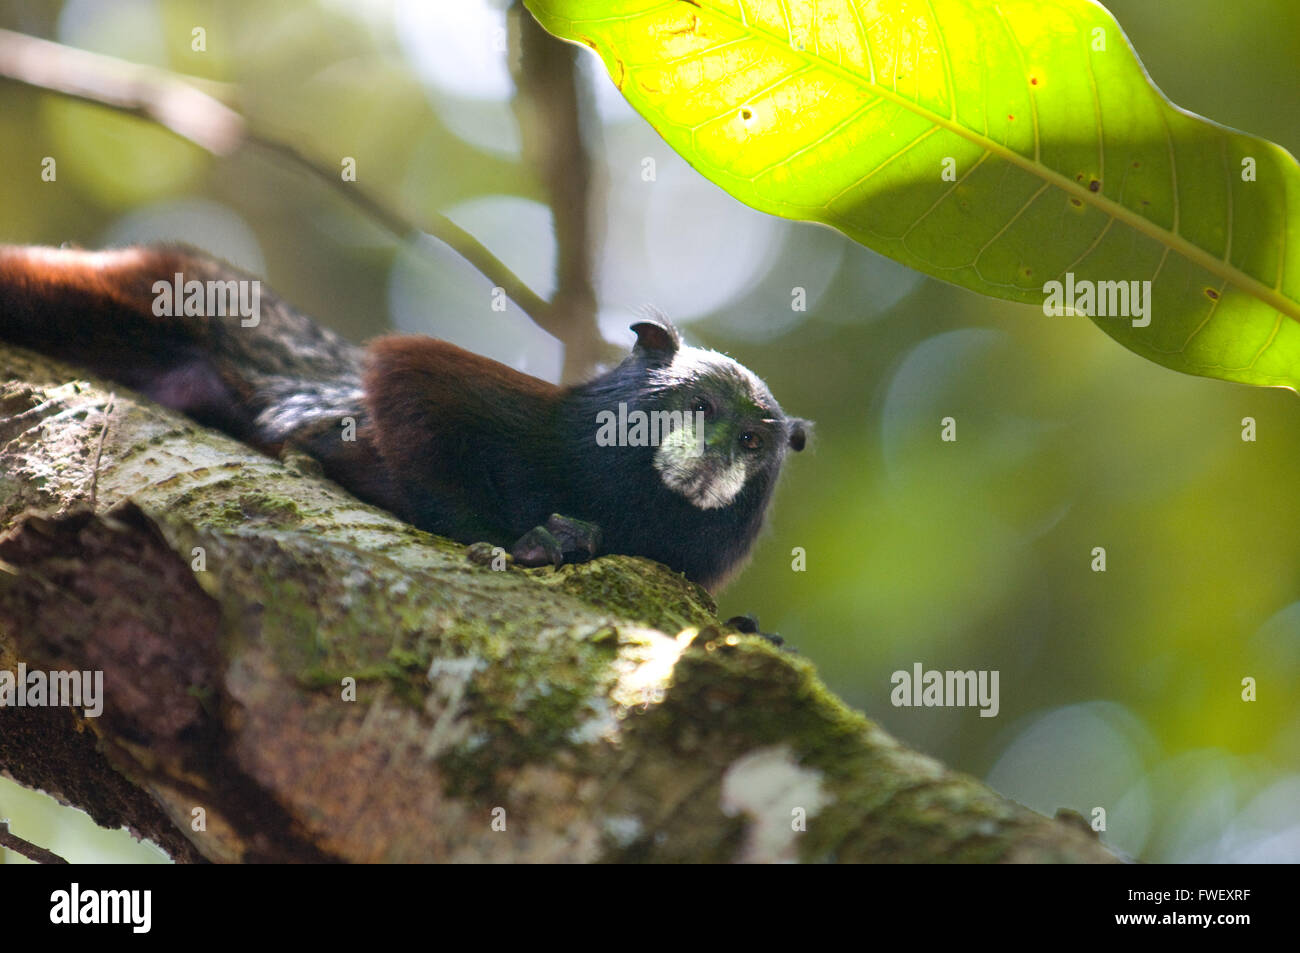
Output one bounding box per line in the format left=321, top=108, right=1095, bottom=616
left=0, top=244, right=808, bottom=591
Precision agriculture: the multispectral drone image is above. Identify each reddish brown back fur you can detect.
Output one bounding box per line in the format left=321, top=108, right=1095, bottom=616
left=360, top=336, right=565, bottom=537
left=364, top=336, right=559, bottom=408
left=0, top=245, right=190, bottom=323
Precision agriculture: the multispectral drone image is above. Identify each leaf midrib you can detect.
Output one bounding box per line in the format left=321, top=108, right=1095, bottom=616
left=643, top=0, right=1298, bottom=323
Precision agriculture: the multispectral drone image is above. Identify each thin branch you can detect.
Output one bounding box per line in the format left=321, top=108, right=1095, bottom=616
left=246, top=136, right=552, bottom=329
left=0, top=820, right=69, bottom=864
left=510, top=4, right=614, bottom=381
left=0, top=27, right=552, bottom=335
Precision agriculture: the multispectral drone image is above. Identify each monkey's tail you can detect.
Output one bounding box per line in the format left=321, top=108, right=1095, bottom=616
left=0, top=244, right=364, bottom=446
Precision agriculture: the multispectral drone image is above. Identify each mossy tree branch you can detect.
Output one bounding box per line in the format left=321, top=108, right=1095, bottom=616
left=0, top=342, right=1118, bottom=863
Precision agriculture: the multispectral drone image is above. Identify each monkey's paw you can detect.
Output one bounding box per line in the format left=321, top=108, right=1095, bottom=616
left=510, top=514, right=603, bottom=569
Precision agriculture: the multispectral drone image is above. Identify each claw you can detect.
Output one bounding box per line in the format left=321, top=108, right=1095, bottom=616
left=543, top=514, right=602, bottom=560
left=725, top=614, right=760, bottom=634
left=724, top=614, right=788, bottom=650
left=511, top=527, right=565, bottom=568
left=510, top=515, right=602, bottom=569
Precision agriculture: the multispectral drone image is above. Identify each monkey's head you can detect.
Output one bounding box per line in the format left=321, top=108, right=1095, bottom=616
left=562, top=313, right=809, bottom=588
left=622, top=316, right=809, bottom=512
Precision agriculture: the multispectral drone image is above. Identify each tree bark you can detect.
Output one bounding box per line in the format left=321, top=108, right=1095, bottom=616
left=0, top=342, right=1118, bottom=863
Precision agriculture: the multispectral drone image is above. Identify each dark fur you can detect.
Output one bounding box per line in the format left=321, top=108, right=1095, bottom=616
left=0, top=245, right=806, bottom=590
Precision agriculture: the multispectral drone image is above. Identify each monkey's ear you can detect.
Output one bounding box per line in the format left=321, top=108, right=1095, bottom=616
left=630, top=314, right=681, bottom=358
left=787, top=418, right=811, bottom=452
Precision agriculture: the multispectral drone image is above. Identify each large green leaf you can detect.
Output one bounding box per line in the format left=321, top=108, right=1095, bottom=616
left=526, top=0, right=1300, bottom=390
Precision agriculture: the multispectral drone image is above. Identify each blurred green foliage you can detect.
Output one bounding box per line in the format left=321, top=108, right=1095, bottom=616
left=0, top=0, right=1296, bottom=862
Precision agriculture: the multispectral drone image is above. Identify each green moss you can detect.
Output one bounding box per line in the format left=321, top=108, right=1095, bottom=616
left=604, top=634, right=897, bottom=861
left=629, top=634, right=1044, bottom=863
left=298, top=659, right=429, bottom=707
left=537, top=556, right=717, bottom=632
left=386, top=646, right=425, bottom=670
left=433, top=623, right=625, bottom=797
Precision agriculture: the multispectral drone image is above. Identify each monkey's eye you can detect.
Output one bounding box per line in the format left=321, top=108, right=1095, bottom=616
left=739, top=431, right=763, bottom=452
left=690, top=395, right=714, bottom=418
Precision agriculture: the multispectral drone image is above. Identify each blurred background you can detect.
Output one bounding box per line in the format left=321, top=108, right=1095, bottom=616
left=0, top=0, right=1297, bottom=863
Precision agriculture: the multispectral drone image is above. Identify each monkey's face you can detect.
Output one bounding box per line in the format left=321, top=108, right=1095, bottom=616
left=645, top=346, right=808, bottom=512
